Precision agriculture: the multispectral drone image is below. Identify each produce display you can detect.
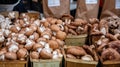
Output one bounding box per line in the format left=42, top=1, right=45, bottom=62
left=0, top=0, right=120, bottom=67
left=65, top=45, right=98, bottom=61
left=0, top=11, right=120, bottom=67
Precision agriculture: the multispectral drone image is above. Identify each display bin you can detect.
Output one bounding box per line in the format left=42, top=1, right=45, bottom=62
left=30, top=58, right=62, bottom=67
left=65, top=34, right=87, bottom=46
left=63, top=47, right=98, bottom=67
left=20, top=12, right=40, bottom=19
left=0, top=60, right=28, bottom=67
left=0, top=11, right=19, bottom=19
left=103, top=61, right=120, bottom=67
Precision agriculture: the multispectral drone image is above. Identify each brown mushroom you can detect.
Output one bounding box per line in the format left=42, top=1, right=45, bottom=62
left=48, top=40, right=59, bottom=50
left=56, top=31, right=67, bottom=40
left=17, top=48, right=28, bottom=60
left=30, top=51, right=39, bottom=59
left=5, top=52, right=17, bottom=60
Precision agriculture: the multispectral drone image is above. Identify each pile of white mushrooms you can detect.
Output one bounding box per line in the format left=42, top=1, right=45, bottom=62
left=0, top=13, right=67, bottom=61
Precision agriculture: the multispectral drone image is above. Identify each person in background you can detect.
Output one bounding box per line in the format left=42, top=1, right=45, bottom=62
left=98, top=0, right=104, bottom=19
left=31, top=0, right=43, bottom=13
left=13, top=0, right=29, bottom=13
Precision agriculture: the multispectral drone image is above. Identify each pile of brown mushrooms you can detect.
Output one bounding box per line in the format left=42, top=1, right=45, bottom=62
left=65, top=45, right=98, bottom=61
left=0, top=14, right=67, bottom=60
left=95, top=33, right=120, bottom=61
left=61, top=14, right=88, bottom=35
left=105, top=16, right=120, bottom=34
left=89, top=18, right=120, bottom=61
left=89, top=18, right=108, bottom=36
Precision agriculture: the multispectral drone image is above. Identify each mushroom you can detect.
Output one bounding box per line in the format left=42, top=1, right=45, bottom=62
left=0, top=48, right=7, bottom=56
left=8, top=44, right=19, bottom=53
left=37, top=38, right=47, bottom=46
left=0, top=34, right=5, bottom=43
left=17, top=48, right=28, bottom=60
left=33, top=19, right=40, bottom=26
left=56, top=39, right=65, bottom=47
left=30, top=51, right=39, bottom=59
left=25, top=27, right=34, bottom=36
left=19, top=19, right=30, bottom=28
left=108, top=41, right=120, bottom=54
left=56, top=31, right=66, bottom=40
left=89, top=18, right=99, bottom=24
left=29, top=32, right=39, bottom=41
left=49, top=18, right=57, bottom=24
left=66, top=54, right=76, bottom=59
left=5, top=52, right=17, bottom=60
left=16, top=34, right=27, bottom=44
left=81, top=55, right=94, bottom=61
left=71, top=19, right=87, bottom=26
left=40, top=49, right=53, bottom=59
left=67, top=46, right=86, bottom=56
left=3, top=29, right=11, bottom=37
left=61, top=14, right=73, bottom=24
left=25, top=39, right=35, bottom=50
left=48, top=40, right=59, bottom=50
left=43, top=21, right=50, bottom=27
left=99, top=19, right=108, bottom=35
left=37, top=25, right=46, bottom=35
left=101, top=48, right=120, bottom=61
left=56, top=19, right=63, bottom=24
left=41, top=31, right=52, bottom=40
left=105, top=33, right=118, bottom=41
left=30, top=24, right=38, bottom=31
left=68, top=29, right=77, bottom=35
left=50, top=25, right=60, bottom=32
left=32, top=43, right=43, bottom=51
left=9, top=25, right=21, bottom=33
left=19, top=28, right=26, bottom=34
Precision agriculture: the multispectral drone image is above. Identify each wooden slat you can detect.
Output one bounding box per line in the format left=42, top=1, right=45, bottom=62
left=65, top=34, right=87, bottom=46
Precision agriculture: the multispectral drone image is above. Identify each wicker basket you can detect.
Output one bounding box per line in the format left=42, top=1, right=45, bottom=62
left=0, top=11, right=19, bottom=19
left=0, top=60, right=28, bottom=67
left=103, top=61, right=120, bottom=67
left=20, top=12, right=40, bottom=19
left=65, top=34, right=87, bottom=46
left=30, top=58, right=62, bottom=67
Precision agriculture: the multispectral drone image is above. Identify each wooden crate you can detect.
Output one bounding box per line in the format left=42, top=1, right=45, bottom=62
left=65, top=58, right=98, bottom=67
left=63, top=48, right=98, bottom=67
left=0, top=60, right=28, bottom=67
left=103, top=61, right=120, bottom=67
left=0, top=11, right=19, bottom=18
left=31, top=58, right=62, bottom=67
left=20, top=12, right=40, bottom=19
left=65, top=34, right=87, bottom=46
